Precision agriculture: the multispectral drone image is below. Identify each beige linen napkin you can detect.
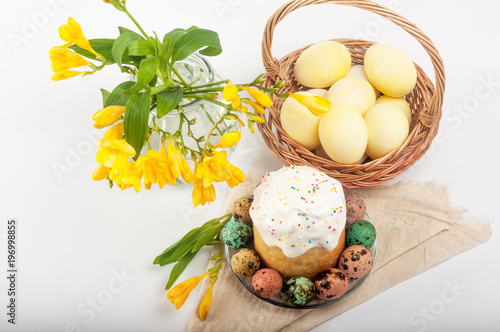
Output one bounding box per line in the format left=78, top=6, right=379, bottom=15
left=187, top=177, right=492, bottom=332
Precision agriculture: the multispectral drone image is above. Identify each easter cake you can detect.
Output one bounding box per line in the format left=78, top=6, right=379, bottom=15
left=249, top=166, right=347, bottom=280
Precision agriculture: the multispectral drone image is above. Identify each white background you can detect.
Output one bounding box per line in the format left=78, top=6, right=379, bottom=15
left=1, top=0, right=499, bottom=331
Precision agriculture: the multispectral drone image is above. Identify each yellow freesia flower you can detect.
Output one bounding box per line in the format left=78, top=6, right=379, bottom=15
left=222, top=82, right=239, bottom=102
left=242, top=87, right=273, bottom=108
left=214, top=131, right=241, bottom=149
left=136, top=149, right=172, bottom=190
left=192, top=177, right=216, bottom=207
left=103, top=122, right=124, bottom=141
left=167, top=272, right=209, bottom=310
left=92, top=165, right=110, bottom=181
left=51, top=69, right=84, bottom=81
left=247, top=100, right=265, bottom=114
left=49, top=46, right=89, bottom=79
left=117, top=160, right=143, bottom=193
left=96, top=139, right=136, bottom=168
left=192, top=150, right=244, bottom=206
left=167, top=140, right=193, bottom=184
left=198, top=283, right=213, bottom=321
left=58, top=17, right=99, bottom=57
left=92, top=106, right=126, bottom=129
left=231, top=96, right=241, bottom=110
left=289, top=93, right=331, bottom=116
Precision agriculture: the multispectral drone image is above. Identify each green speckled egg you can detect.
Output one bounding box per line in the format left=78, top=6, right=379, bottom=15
left=346, top=220, right=376, bottom=249
left=222, top=218, right=253, bottom=250
left=280, top=277, right=316, bottom=306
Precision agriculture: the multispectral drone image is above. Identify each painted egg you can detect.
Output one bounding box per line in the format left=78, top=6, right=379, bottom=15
left=319, top=105, right=368, bottom=164
left=252, top=268, right=283, bottom=298
left=338, top=245, right=373, bottom=281
left=280, top=91, right=321, bottom=150
left=222, top=218, right=253, bottom=250
left=346, top=219, right=377, bottom=249
left=280, top=277, right=316, bottom=306
left=326, top=77, right=376, bottom=116
left=306, top=88, right=328, bottom=97
left=314, top=268, right=349, bottom=300
left=364, top=43, right=417, bottom=97
left=231, top=249, right=260, bottom=277
left=364, top=103, right=409, bottom=159
left=376, top=95, right=412, bottom=125
left=294, top=41, right=351, bottom=88
left=233, top=196, right=254, bottom=224
left=345, top=64, right=380, bottom=96
left=345, top=194, right=367, bottom=228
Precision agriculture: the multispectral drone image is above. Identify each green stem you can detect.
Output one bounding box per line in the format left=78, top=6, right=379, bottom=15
left=172, top=66, right=191, bottom=90
left=183, top=87, right=224, bottom=95
left=122, top=8, right=151, bottom=41
left=190, top=80, right=228, bottom=89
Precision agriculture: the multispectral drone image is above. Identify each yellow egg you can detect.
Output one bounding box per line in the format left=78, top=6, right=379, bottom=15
left=345, top=64, right=380, bottom=96
left=364, top=103, right=409, bottom=159
left=306, top=88, right=328, bottom=97
left=364, top=44, right=417, bottom=97
left=315, top=145, right=369, bottom=164
left=326, top=77, right=376, bottom=116
left=280, top=91, right=321, bottom=150
left=294, top=41, right=351, bottom=88
left=376, top=95, right=412, bottom=125
left=319, top=105, right=368, bottom=164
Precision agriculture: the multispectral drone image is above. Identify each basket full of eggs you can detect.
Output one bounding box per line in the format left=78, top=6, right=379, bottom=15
left=258, top=0, right=445, bottom=188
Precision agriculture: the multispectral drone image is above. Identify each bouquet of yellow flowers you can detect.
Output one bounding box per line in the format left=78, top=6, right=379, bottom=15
left=50, top=0, right=287, bottom=207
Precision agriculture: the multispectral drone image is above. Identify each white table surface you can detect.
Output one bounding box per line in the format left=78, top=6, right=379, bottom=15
left=1, top=0, right=499, bottom=331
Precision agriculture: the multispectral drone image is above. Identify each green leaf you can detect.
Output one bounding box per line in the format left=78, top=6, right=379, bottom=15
left=161, top=28, right=188, bottom=70
left=156, top=242, right=194, bottom=267
left=127, top=39, right=155, bottom=56
left=124, top=90, right=151, bottom=159
left=123, top=57, right=160, bottom=95
left=69, top=39, right=114, bottom=62
left=165, top=250, right=198, bottom=290
left=172, top=29, right=222, bottom=63
left=156, top=87, right=183, bottom=118
left=105, top=81, right=136, bottom=107
left=100, top=89, right=110, bottom=107
left=112, top=32, right=143, bottom=67
left=119, top=26, right=143, bottom=38
left=191, top=225, right=223, bottom=253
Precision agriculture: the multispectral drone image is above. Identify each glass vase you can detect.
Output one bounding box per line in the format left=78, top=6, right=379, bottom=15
left=146, top=53, right=240, bottom=158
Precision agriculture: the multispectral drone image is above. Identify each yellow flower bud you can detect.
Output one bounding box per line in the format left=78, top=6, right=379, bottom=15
left=92, top=165, right=110, bottom=181
left=51, top=70, right=83, bottom=81
left=198, top=283, right=213, bottom=321
left=214, top=131, right=241, bottom=149
left=243, top=87, right=273, bottom=108
left=247, top=100, right=265, bottom=114
left=58, top=17, right=99, bottom=57
left=289, top=93, right=331, bottom=116
left=92, top=106, right=126, bottom=129
left=222, top=82, right=239, bottom=102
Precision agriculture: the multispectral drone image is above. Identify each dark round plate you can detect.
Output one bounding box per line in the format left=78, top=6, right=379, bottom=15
left=225, top=214, right=376, bottom=309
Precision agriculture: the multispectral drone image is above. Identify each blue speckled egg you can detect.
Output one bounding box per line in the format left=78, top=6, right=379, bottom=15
left=345, top=220, right=376, bottom=249
left=280, top=277, right=316, bottom=306
left=222, top=218, right=253, bottom=250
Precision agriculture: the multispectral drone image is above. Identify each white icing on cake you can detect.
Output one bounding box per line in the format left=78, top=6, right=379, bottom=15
left=250, top=166, right=346, bottom=258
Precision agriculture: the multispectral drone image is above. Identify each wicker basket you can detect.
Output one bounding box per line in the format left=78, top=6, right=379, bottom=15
left=258, top=0, right=445, bottom=188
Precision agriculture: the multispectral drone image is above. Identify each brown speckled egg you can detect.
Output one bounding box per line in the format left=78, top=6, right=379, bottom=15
left=338, top=245, right=372, bottom=281
left=345, top=194, right=366, bottom=227
left=233, top=196, right=254, bottom=224
left=252, top=268, right=283, bottom=298
left=231, top=249, right=260, bottom=277
left=314, top=268, right=349, bottom=300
